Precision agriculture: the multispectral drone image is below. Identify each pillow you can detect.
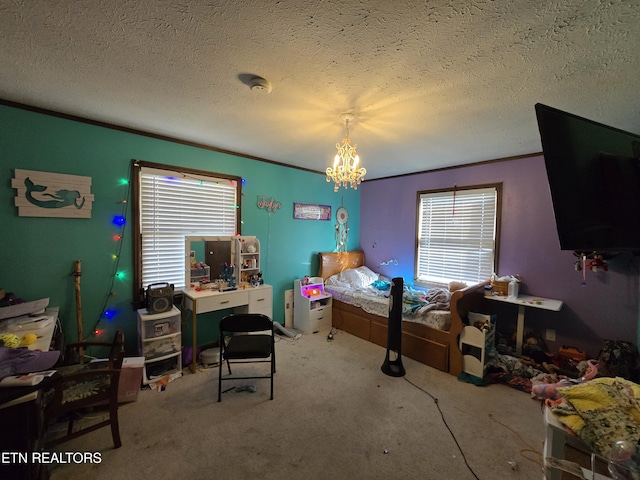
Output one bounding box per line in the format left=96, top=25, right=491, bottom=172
left=325, top=266, right=379, bottom=288
left=353, top=266, right=379, bottom=286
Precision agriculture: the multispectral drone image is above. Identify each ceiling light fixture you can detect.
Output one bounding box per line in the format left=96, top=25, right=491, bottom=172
left=326, top=113, right=366, bottom=192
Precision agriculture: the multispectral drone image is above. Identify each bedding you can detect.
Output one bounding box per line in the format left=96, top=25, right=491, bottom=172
left=550, top=377, right=640, bottom=458
left=324, top=266, right=453, bottom=331
left=317, top=251, right=489, bottom=375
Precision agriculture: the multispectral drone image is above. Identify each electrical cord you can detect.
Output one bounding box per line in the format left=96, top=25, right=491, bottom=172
left=405, top=375, right=545, bottom=479
left=486, top=412, right=543, bottom=467
left=404, top=376, right=481, bottom=480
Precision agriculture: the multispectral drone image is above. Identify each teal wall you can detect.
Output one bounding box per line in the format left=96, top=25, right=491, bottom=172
left=0, top=104, right=360, bottom=353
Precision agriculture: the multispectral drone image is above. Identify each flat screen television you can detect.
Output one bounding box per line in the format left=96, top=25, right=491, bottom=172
left=535, top=103, right=640, bottom=253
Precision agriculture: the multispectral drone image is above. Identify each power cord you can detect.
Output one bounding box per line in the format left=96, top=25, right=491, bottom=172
left=404, top=376, right=481, bottom=480
left=405, top=376, right=545, bottom=478
left=487, top=412, right=543, bottom=467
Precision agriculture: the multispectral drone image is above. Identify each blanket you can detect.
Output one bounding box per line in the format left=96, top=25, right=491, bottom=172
left=550, top=377, right=640, bottom=458
left=402, top=287, right=451, bottom=314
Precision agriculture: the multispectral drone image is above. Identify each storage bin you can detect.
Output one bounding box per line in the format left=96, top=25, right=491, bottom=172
left=141, top=333, right=181, bottom=359
left=143, top=355, right=182, bottom=383
left=142, top=313, right=180, bottom=338
left=490, top=279, right=509, bottom=296
left=190, top=266, right=210, bottom=284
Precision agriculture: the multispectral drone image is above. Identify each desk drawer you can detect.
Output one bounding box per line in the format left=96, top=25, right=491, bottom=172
left=195, top=291, right=249, bottom=313
left=248, top=288, right=273, bottom=311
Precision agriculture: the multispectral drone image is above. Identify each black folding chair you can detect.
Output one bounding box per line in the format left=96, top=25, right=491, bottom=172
left=218, top=314, right=275, bottom=402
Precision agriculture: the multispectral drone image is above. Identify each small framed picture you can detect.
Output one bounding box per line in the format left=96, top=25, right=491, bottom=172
left=293, top=203, right=331, bottom=220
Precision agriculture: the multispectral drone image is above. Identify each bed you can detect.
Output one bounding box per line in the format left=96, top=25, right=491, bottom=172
left=317, top=251, right=489, bottom=376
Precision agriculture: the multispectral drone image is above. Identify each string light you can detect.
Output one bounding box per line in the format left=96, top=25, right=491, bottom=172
left=87, top=173, right=131, bottom=340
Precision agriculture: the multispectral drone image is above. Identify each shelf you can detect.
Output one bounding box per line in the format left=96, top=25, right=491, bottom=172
left=486, top=294, right=562, bottom=312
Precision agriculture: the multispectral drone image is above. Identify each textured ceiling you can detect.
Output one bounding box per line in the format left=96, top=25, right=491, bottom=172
left=1, top=0, right=639, bottom=179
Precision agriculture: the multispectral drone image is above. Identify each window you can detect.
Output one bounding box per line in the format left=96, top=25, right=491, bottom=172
left=132, top=161, right=241, bottom=301
left=416, top=184, right=501, bottom=286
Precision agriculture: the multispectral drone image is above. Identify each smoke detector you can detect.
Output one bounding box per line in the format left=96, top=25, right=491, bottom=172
left=249, top=76, right=272, bottom=93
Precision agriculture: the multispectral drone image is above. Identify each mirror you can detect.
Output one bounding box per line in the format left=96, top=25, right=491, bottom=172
left=185, top=235, right=234, bottom=289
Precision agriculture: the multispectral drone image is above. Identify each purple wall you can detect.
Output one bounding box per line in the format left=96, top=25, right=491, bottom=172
left=360, top=155, right=639, bottom=358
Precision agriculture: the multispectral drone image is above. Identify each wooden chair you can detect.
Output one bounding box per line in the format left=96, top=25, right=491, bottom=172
left=218, top=314, right=275, bottom=402
left=44, top=330, right=125, bottom=448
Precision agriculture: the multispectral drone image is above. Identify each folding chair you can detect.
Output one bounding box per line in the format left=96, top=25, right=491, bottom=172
left=218, top=314, right=275, bottom=402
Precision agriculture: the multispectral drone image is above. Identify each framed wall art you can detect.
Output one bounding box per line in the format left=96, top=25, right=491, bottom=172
left=293, top=202, right=331, bottom=220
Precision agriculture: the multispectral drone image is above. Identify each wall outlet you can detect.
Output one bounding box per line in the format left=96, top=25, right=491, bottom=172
left=545, top=329, right=556, bottom=341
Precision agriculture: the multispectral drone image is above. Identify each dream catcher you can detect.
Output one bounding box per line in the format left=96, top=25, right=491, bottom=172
left=335, top=206, right=349, bottom=252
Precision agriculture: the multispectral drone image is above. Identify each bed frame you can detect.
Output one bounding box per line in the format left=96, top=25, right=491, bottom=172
left=317, top=251, right=488, bottom=376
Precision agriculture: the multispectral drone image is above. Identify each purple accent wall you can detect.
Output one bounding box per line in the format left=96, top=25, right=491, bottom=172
left=360, top=155, right=639, bottom=358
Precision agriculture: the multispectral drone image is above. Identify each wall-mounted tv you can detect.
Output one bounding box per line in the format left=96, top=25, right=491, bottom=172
left=535, top=103, right=640, bottom=253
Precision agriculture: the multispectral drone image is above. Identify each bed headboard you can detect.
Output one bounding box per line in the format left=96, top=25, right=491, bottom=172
left=317, top=251, right=365, bottom=280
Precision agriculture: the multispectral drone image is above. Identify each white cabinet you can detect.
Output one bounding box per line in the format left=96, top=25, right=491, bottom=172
left=293, top=279, right=332, bottom=333
left=137, top=306, right=183, bottom=385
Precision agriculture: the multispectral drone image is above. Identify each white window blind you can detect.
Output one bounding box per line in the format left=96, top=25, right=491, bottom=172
left=416, top=186, right=497, bottom=285
left=139, top=166, right=238, bottom=291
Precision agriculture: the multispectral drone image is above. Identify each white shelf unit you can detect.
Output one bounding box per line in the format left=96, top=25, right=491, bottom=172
left=459, top=324, right=495, bottom=378
left=137, top=305, right=183, bottom=385
left=233, top=236, right=261, bottom=286
left=293, top=279, right=332, bottom=334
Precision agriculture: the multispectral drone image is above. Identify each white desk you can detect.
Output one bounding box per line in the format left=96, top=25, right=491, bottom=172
left=182, top=285, right=272, bottom=373
left=486, top=295, right=562, bottom=356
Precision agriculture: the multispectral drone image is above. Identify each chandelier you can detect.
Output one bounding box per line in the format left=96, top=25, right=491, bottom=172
left=326, top=113, right=366, bottom=192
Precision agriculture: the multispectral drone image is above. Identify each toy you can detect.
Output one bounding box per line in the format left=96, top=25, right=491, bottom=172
left=0, top=333, right=21, bottom=348
left=521, top=333, right=558, bottom=373
left=21, top=333, right=38, bottom=346
left=586, top=254, right=608, bottom=272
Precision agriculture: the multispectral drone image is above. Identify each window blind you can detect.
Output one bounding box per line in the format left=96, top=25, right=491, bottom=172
left=416, top=186, right=497, bottom=285
left=139, top=166, right=238, bottom=291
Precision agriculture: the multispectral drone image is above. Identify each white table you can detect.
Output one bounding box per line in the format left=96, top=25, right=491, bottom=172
left=182, top=285, right=272, bottom=373
left=543, top=406, right=610, bottom=480
left=486, top=295, right=562, bottom=356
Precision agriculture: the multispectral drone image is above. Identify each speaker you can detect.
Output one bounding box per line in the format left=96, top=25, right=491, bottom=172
left=381, top=277, right=405, bottom=377
left=146, top=282, right=174, bottom=314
